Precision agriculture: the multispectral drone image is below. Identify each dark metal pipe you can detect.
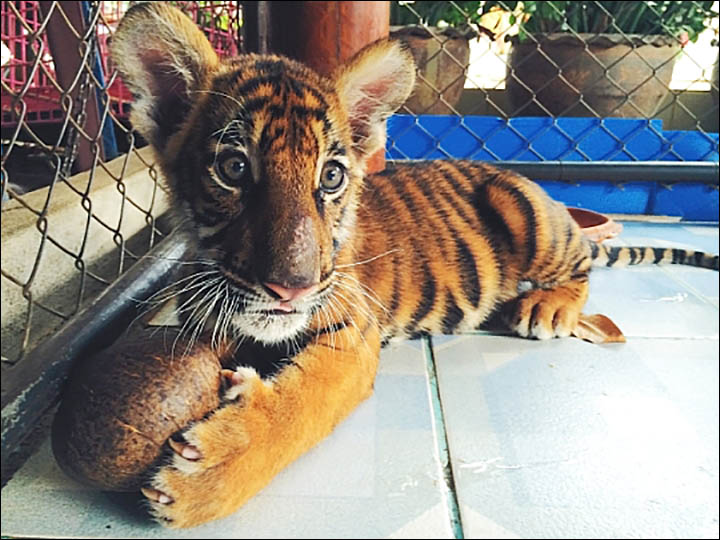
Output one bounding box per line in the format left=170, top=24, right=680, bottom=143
left=1, top=229, right=192, bottom=467
left=488, top=160, right=719, bottom=184
left=395, top=160, right=719, bottom=184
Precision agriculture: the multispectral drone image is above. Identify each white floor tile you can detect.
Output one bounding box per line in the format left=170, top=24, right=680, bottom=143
left=1, top=342, right=453, bottom=539
left=434, top=335, right=719, bottom=539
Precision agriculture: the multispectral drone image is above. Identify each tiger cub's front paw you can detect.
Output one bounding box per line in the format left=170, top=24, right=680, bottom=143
left=507, top=285, right=585, bottom=340
left=141, top=367, right=268, bottom=528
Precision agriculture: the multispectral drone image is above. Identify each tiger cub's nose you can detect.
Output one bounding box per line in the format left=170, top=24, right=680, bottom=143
left=263, top=282, right=318, bottom=302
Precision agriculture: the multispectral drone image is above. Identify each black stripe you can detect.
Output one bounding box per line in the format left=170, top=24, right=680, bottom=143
left=473, top=182, right=516, bottom=254
left=291, top=105, right=328, bottom=122
left=672, top=249, right=686, bottom=265
left=653, top=247, right=666, bottom=264
left=410, top=170, right=459, bottom=262
left=590, top=242, right=600, bottom=260
left=235, top=76, right=281, bottom=98
left=565, top=220, right=575, bottom=247
left=629, top=248, right=638, bottom=265
left=438, top=162, right=473, bottom=200
left=259, top=123, right=284, bottom=151
left=450, top=161, right=488, bottom=192
left=378, top=170, right=445, bottom=263
left=455, top=236, right=481, bottom=308
left=606, top=247, right=620, bottom=267
left=369, top=173, right=441, bottom=333
left=328, top=140, right=346, bottom=156
left=254, top=60, right=285, bottom=74
left=441, top=291, right=465, bottom=334
left=391, top=174, right=423, bottom=215
left=434, top=169, right=480, bottom=232
left=301, top=84, right=330, bottom=109
left=405, top=165, right=488, bottom=309
left=234, top=71, right=329, bottom=108
left=362, top=184, right=406, bottom=326
left=486, top=177, right=537, bottom=270
left=267, top=104, right=285, bottom=119
left=388, top=264, right=401, bottom=323
left=240, top=96, right=271, bottom=115
left=309, top=319, right=350, bottom=338
left=408, top=261, right=436, bottom=331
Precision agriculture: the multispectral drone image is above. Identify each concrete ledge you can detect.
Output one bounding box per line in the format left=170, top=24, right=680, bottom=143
left=1, top=147, right=169, bottom=367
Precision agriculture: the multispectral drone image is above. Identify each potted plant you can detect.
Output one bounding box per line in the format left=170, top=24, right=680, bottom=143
left=491, top=1, right=717, bottom=117
left=390, top=1, right=480, bottom=114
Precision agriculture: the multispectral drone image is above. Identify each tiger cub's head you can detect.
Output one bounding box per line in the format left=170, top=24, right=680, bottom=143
left=111, top=3, right=415, bottom=343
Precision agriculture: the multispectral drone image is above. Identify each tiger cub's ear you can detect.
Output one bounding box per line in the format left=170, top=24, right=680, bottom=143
left=110, top=2, right=219, bottom=150
left=334, top=39, right=416, bottom=161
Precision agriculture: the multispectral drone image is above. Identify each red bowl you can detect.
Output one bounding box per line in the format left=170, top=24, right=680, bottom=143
left=567, top=207, right=623, bottom=243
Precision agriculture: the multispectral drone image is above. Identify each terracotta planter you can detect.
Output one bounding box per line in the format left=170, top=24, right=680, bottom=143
left=507, top=33, right=682, bottom=117
left=567, top=207, right=623, bottom=242
left=390, top=25, right=475, bottom=115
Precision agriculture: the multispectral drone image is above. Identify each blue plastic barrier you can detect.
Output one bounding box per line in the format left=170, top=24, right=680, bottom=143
left=386, top=115, right=719, bottom=221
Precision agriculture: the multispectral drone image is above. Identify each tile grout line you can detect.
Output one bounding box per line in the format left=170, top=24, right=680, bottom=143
left=657, top=265, right=719, bottom=310
left=422, top=335, right=464, bottom=539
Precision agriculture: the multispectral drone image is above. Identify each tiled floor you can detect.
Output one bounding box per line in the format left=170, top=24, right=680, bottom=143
left=1, top=222, right=718, bottom=539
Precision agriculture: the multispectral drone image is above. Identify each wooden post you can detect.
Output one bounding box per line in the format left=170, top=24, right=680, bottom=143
left=269, top=1, right=390, bottom=173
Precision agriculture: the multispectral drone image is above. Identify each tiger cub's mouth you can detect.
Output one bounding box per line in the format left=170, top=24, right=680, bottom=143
left=218, top=272, right=335, bottom=344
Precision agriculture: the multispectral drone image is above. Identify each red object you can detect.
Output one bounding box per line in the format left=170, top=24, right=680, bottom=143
left=1, top=1, right=240, bottom=126
left=567, top=207, right=623, bottom=243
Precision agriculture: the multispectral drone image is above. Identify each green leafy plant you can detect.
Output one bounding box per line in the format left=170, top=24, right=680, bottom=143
left=390, top=1, right=484, bottom=27
left=503, top=1, right=716, bottom=42
left=390, top=1, right=716, bottom=43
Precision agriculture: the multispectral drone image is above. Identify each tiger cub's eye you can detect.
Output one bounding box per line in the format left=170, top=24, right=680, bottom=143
left=320, top=161, right=346, bottom=193
left=216, top=151, right=250, bottom=185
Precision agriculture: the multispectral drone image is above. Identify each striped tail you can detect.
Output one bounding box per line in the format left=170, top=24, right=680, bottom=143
left=590, top=244, right=719, bottom=271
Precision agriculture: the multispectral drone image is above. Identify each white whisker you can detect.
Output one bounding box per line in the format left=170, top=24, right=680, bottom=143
left=335, top=248, right=401, bottom=269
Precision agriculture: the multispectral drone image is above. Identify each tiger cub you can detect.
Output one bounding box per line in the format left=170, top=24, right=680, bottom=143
left=110, top=3, right=718, bottom=528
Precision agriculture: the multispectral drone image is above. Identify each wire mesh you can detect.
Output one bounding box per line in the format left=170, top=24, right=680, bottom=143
left=1, top=1, right=242, bottom=369
left=387, top=1, right=719, bottom=172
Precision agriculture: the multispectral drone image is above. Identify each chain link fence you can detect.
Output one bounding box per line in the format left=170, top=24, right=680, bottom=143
left=387, top=1, right=719, bottom=218
left=1, top=1, right=242, bottom=371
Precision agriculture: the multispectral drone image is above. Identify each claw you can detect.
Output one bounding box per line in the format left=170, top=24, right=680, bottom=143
left=168, top=437, right=202, bottom=460
left=221, top=368, right=244, bottom=386
left=141, top=487, right=174, bottom=505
